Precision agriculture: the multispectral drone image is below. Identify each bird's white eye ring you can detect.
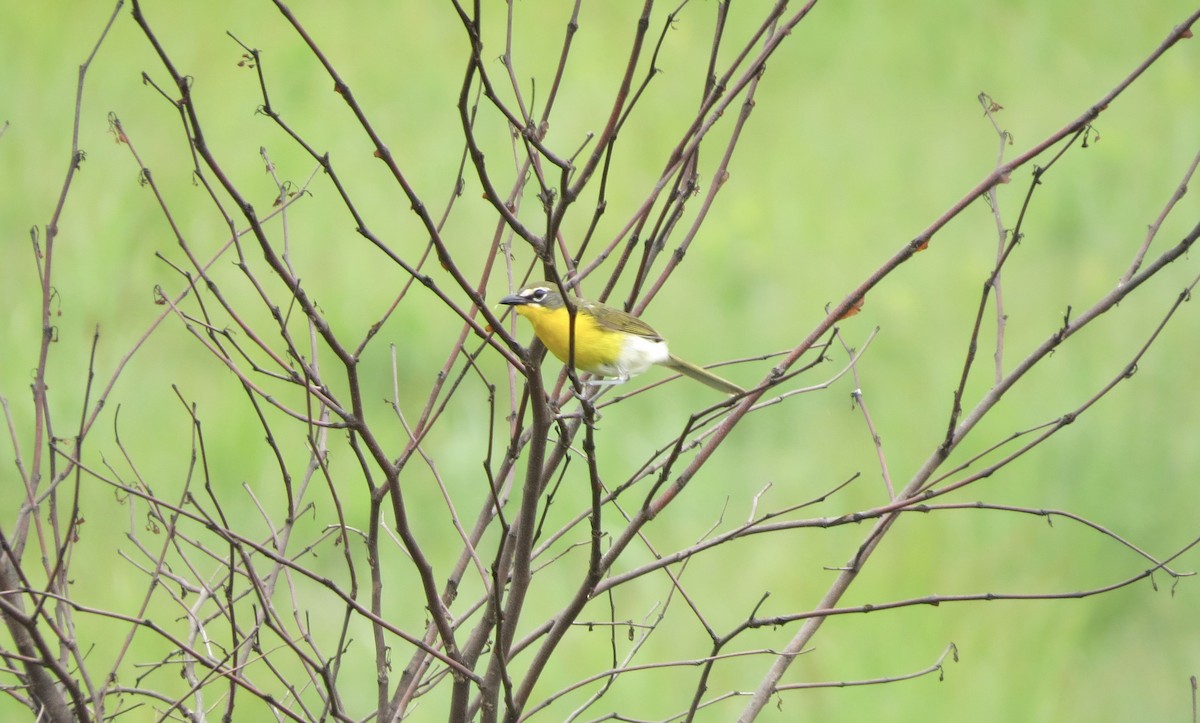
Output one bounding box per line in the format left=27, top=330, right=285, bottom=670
left=530, top=288, right=548, bottom=302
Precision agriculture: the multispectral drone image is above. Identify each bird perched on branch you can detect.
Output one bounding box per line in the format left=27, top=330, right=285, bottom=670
left=500, top=282, right=744, bottom=395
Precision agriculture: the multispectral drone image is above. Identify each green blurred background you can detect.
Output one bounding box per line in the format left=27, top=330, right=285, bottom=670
left=2, top=1, right=1198, bottom=721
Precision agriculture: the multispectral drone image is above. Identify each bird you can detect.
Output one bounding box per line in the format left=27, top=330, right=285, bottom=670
left=499, top=282, right=744, bottom=395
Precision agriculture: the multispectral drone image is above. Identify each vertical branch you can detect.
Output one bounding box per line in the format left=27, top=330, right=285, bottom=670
left=0, top=4, right=125, bottom=722
left=979, top=93, right=1012, bottom=383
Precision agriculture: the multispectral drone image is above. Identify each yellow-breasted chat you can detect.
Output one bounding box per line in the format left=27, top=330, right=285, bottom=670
left=499, top=283, right=744, bottom=395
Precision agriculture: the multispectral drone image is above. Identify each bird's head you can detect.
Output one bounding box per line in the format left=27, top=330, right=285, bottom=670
left=499, top=283, right=568, bottom=319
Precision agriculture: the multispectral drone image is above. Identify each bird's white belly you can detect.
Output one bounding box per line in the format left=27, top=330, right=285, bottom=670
left=593, top=335, right=670, bottom=379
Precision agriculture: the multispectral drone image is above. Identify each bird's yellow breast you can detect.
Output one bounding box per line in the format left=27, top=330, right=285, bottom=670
left=514, top=305, right=627, bottom=374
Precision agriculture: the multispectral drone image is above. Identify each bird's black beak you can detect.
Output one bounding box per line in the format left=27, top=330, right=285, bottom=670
left=499, top=294, right=528, bottom=306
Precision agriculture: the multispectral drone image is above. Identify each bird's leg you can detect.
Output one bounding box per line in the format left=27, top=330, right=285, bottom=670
left=585, top=371, right=629, bottom=387
left=564, top=379, right=607, bottom=421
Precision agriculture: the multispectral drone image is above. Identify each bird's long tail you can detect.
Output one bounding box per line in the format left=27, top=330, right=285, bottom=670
left=662, top=354, right=745, bottom=396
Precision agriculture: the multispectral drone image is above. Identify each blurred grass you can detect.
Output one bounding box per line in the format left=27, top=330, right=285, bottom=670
left=2, top=1, right=1199, bottom=721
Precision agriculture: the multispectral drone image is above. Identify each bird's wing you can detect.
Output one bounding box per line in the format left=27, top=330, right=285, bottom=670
left=583, top=300, right=664, bottom=341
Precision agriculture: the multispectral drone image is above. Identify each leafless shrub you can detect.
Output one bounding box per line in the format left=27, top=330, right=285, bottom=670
left=3, top=2, right=1199, bottom=721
